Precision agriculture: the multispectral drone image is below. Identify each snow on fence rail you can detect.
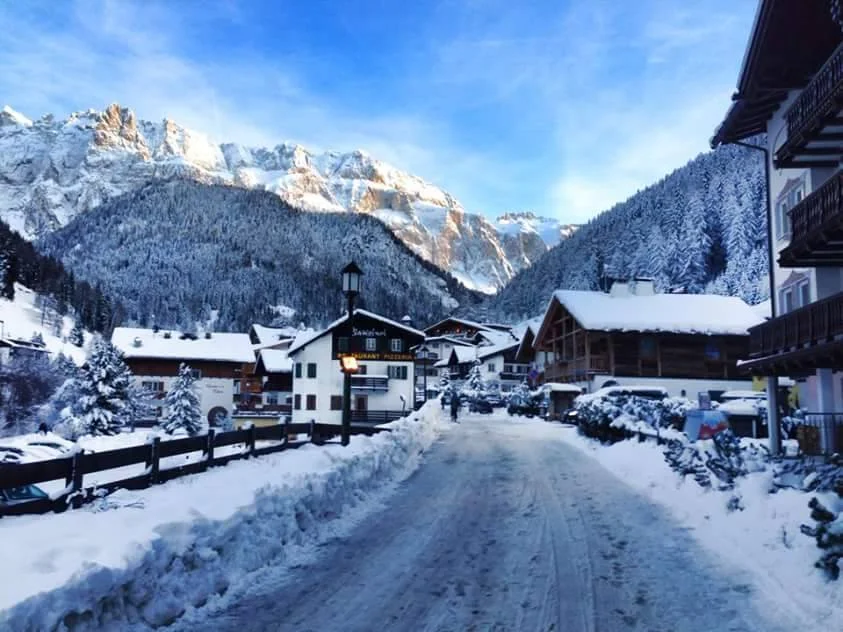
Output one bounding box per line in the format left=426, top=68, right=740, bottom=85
left=0, top=421, right=389, bottom=517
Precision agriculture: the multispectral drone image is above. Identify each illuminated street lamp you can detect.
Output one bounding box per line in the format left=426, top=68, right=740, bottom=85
left=416, top=343, right=430, bottom=405
left=340, top=262, right=363, bottom=446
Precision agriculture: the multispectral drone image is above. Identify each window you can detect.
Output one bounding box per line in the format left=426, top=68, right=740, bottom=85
left=141, top=380, right=164, bottom=393
left=387, top=365, right=408, bottom=380
left=775, top=179, right=805, bottom=241
left=306, top=395, right=316, bottom=410
left=798, top=280, right=811, bottom=308
left=294, top=394, right=301, bottom=410
left=189, top=369, right=201, bottom=380
left=390, top=338, right=403, bottom=352
left=266, top=392, right=278, bottom=406
left=330, top=395, right=343, bottom=410
left=704, top=340, right=721, bottom=361
left=307, top=363, right=317, bottom=378
left=487, top=363, right=496, bottom=373
left=337, top=337, right=349, bottom=352
left=503, top=364, right=513, bottom=373
left=295, top=363, right=302, bottom=378
left=358, top=364, right=368, bottom=375
left=431, top=342, right=440, bottom=349
left=365, top=337, right=377, bottom=351
left=640, top=337, right=657, bottom=360
left=780, top=288, right=794, bottom=314
left=154, top=406, right=163, bottom=418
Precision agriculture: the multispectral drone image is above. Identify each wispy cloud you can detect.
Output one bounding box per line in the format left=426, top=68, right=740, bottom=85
left=0, top=0, right=756, bottom=223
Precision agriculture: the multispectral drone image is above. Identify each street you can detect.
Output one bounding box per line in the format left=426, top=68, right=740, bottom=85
left=177, top=415, right=790, bottom=632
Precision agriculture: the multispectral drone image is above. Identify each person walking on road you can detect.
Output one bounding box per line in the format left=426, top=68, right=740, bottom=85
left=450, top=394, right=460, bottom=423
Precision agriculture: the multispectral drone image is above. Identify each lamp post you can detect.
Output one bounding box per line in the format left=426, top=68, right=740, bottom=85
left=417, top=343, right=430, bottom=405
left=340, top=261, right=363, bottom=446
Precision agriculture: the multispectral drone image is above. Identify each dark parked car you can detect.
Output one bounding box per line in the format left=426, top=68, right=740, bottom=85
left=507, top=394, right=542, bottom=417
left=469, top=398, right=494, bottom=414
left=0, top=484, right=49, bottom=508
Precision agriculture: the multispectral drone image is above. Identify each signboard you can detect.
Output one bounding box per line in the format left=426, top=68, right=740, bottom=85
left=684, top=409, right=728, bottom=441
left=698, top=392, right=711, bottom=410
left=336, top=352, right=415, bottom=362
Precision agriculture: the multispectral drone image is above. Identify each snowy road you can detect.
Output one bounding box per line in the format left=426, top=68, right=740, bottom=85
left=177, top=416, right=790, bottom=632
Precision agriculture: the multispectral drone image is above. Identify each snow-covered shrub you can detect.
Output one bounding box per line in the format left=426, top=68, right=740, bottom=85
left=773, top=455, right=843, bottom=493
left=663, top=430, right=769, bottom=491
left=800, top=493, right=843, bottom=580
left=575, top=394, right=693, bottom=442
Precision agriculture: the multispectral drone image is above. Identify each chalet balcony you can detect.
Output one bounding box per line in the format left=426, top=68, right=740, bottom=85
left=544, top=356, right=608, bottom=382
left=775, top=43, right=843, bottom=169
left=350, top=375, right=389, bottom=392
left=744, top=291, right=843, bottom=374
left=779, top=170, right=843, bottom=267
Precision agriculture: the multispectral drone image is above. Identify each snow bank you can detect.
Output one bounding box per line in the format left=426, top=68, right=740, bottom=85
left=0, top=404, right=445, bottom=631
left=557, top=427, right=843, bottom=627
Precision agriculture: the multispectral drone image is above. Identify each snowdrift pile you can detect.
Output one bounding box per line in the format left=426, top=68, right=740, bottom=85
left=0, top=405, right=444, bottom=631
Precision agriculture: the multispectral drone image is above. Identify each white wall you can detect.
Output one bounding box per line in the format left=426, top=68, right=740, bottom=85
left=584, top=374, right=755, bottom=399
left=133, top=375, right=234, bottom=425
left=291, top=334, right=415, bottom=424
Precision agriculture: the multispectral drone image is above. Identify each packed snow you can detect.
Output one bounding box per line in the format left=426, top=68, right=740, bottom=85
left=0, top=404, right=445, bottom=630
left=555, top=425, right=843, bottom=626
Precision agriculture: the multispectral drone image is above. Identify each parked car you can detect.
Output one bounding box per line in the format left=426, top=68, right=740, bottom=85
left=469, top=398, right=494, bottom=414
left=507, top=394, right=542, bottom=417
left=0, top=484, right=49, bottom=508
left=485, top=391, right=504, bottom=407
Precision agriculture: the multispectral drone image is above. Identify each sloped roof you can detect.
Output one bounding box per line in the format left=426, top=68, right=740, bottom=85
left=288, top=309, right=425, bottom=356
left=477, top=340, right=519, bottom=360
left=250, top=324, right=299, bottom=345
left=550, top=290, right=762, bottom=336
left=112, top=327, right=254, bottom=363
left=424, top=316, right=493, bottom=334
left=256, top=349, right=293, bottom=373
left=435, top=345, right=478, bottom=366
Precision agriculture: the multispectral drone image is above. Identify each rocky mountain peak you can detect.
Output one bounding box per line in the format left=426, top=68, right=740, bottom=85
left=0, top=104, right=574, bottom=292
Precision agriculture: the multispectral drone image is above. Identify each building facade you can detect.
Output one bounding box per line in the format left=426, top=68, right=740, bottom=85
left=532, top=281, right=761, bottom=398
left=288, top=309, right=425, bottom=424
left=712, top=0, right=843, bottom=453
left=111, top=327, right=254, bottom=426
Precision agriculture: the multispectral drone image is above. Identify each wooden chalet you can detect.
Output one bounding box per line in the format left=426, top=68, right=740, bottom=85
left=533, top=282, right=762, bottom=394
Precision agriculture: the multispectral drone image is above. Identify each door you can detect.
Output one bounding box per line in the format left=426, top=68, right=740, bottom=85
left=355, top=395, right=368, bottom=411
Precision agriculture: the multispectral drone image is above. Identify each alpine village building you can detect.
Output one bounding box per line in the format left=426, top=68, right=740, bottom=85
left=111, top=327, right=254, bottom=427
left=712, top=0, right=843, bottom=455
left=532, top=279, right=762, bottom=398
left=287, top=309, right=425, bottom=425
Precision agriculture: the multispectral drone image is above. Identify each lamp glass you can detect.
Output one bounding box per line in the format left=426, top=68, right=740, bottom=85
left=340, top=355, right=359, bottom=374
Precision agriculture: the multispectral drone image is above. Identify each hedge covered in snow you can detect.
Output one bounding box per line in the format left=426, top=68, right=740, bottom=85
left=574, top=393, right=692, bottom=443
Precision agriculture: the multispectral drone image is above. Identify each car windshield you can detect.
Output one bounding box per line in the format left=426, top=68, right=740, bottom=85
left=2, top=485, right=48, bottom=501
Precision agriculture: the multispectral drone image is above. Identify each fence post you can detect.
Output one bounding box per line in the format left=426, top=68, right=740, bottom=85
left=310, top=419, right=318, bottom=444
left=283, top=417, right=291, bottom=444
left=248, top=424, right=257, bottom=457
left=206, top=428, right=216, bottom=468
left=148, top=437, right=160, bottom=485
left=69, top=450, right=84, bottom=509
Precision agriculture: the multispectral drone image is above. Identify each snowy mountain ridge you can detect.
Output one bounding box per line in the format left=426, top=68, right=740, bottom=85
left=0, top=103, right=576, bottom=293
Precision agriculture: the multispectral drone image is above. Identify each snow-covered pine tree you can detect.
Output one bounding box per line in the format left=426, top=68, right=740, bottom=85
left=465, top=361, right=486, bottom=396
left=0, top=247, right=16, bottom=301
left=163, top=363, right=202, bottom=436
left=73, top=336, right=135, bottom=436
left=68, top=323, right=84, bottom=347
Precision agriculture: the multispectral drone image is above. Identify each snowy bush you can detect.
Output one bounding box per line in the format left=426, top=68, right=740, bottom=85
left=663, top=430, right=769, bottom=491
left=800, top=491, right=843, bottom=580
left=575, top=394, right=693, bottom=443
left=163, top=364, right=203, bottom=436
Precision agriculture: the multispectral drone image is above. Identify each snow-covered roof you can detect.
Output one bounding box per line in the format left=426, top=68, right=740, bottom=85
left=475, top=328, right=517, bottom=347
left=544, top=383, right=584, bottom=393
left=250, top=324, right=299, bottom=345
left=477, top=340, right=519, bottom=360
left=257, top=349, right=293, bottom=373
left=288, top=309, right=425, bottom=355
left=424, top=316, right=493, bottom=334
left=112, top=327, right=254, bottom=363
left=720, top=390, right=765, bottom=400
left=551, top=290, right=762, bottom=335
left=751, top=299, right=772, bottom=321
left=425, top=335, right=474, bottom=346
left=452, top=346, right=478, bottom=364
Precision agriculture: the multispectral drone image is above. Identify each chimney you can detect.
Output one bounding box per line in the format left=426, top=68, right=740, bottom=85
left=609, top=281, right=631, bottom=298
left=401, top=315, right=413, bottom=328
left=132, top=337, right=142, bottom=348
left=630, top=277, right=655, bottom=296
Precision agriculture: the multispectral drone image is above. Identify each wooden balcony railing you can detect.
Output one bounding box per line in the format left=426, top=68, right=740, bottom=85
left=779, top=42, right=843, bottom=162
left=544, top=355, right=607, bottom=381
left=788, top=170, right=843, bottom=244
left=749, top=291, right=843, bottom=358
left=350, top=376, right=389, bottom=392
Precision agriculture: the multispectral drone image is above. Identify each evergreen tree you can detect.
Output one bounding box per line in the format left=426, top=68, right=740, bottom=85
left=464, top=361, right=487, bottom=398
left=163, top=363, right=202, bottom=435
left=72, top=336, right=134, bottom=436
left=68, top=323, right=84, bottom=347
left=0, top=349, right=61, bottom=436
left=0, top=249, right=16, bottom=300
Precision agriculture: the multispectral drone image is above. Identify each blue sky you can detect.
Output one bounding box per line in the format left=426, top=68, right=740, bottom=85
left=0, top=0, right=757, bottom=224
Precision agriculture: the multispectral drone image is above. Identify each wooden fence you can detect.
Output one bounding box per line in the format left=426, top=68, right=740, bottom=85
left=0, top=421, right=389, bottom=518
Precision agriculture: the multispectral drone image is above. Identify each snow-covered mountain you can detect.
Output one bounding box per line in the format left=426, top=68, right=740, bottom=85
left=0, top=103, right=574, bottom=293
